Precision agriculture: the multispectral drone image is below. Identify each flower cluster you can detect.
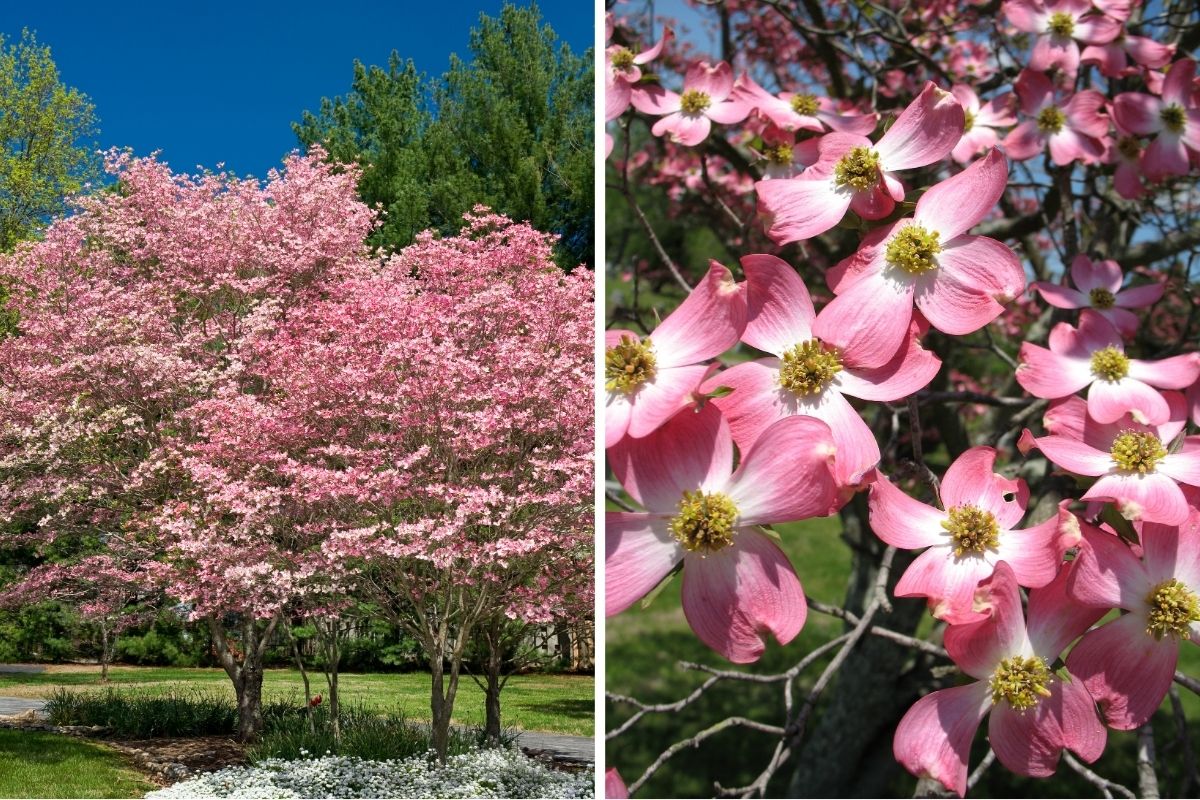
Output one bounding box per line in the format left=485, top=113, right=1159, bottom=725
left=144, top=748, right=594, bottom=799
left=606, top=2, right=1200, bottom=796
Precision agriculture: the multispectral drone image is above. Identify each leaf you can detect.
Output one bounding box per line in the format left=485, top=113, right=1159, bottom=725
left=1099, top=503, right=1139, bottom=544
left=640, top=562, right=683, bottom=610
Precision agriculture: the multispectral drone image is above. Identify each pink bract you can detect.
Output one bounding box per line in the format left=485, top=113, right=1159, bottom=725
left=605, top=25, right=673, bottom=122
left=894, top=561, right=1106, bottom=797
left=634, top=60, right=751, bottom=146
left=812, top=148, right=1024, bottom=368
left=604, top=261, right=747, bottom=448
left=1003, top=0, right=1122, bottom=79
left=705, top=254, right=940, bottom=491
left=605, top=403, right=840, bottom=662
left=1111, top=59, right=1200, bottom=181
left=869, top=447, right=1062, bottom=623
left=1003, top=69, right=1109, bottom=165
left=950, top=85, right=1017, bottom=164
left=1023, top=393, right=1200, bottom=525
left=1016, top=309, right=1200, bottom=427
left=1066, top=513, right=1200, bottom=729
left=1029, top=254, right=1165, bottom=337
left=756, top=82, right=965, bottom=244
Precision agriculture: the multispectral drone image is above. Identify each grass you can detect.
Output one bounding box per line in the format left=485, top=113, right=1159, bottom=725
left=0, top=667, right=593, bottom=736
left=0, top=728, right=154, bottom=798
left=605, top=513, right=1200, bottom=798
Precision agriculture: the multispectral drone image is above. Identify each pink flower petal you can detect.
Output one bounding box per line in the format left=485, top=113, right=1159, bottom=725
left=1087, top=377, right=1170, bottom=426
left=725, top=415, right=839, bottom=524
left=605, top=768, right=630, bottom=799
left=1068, top=519, right=1152, bottom=609
left=685, top=61, right=733, bottom=101
left=1030, top=435, right=1113, bottom=476
left=1160, top=58, right=1196, bottom=109
left=817, top=391, right=881, bottom=487
left=993, top=516, right=1063, bottom=589
left=609, top=400, right=732, bottom=511
left=915, top=148, right=1008, bottom=240
left=680, top=527, right=806, bottom=663
left=836, top=323, right=941, bottom=400
left=988, top=678, right=1105, bottom=778
left=605, top=512, right=682, bottom=616
left=1140, top=516, right=1200, bottom=590
left=868, top=473, right=949, bottom=550
left=624, top=363, right=713, bottom=439
left=1067, top=612, right=1179, bottom=730
left=1030, top=281, right=1088, bottom=309
left=1097, top=307, right=1140, bottom=338
left=1032, top=35, right=1080, bottom=78
left=1027, top=556, right=1108, bottom=657
left=1143, top=134, right=1190, bottom=181
left=1083, top=471, right=1190, bottom=526
left=1016, top=343, right=1093, bottom=399
left=630, top=83, right=681, bottom=115
left=875, top=82, right=965, bottom=171
left=1112, top=92, right=1163, bottom=136
left=1125, top=35, right=1174, bottom=69
left=943, top=561, right=1028, bottom=680
left=1047, top=127, right=1102, bottom=166
left=915, top=240, right=1019, bottom=336
left=1113, top=282, right=1165, bottom=308
left=896, top=546, right=996, bottom=624
left=652, top=261, right=746, bottom=367
left=741, top=254, right=814, bottom=355
left=653, top=112, right=713, bottom=147
left=706, top=358, right=792, bottom=453
left=606, top=393, right=634, bottom=449
left=1003, top=0, right=1047, bottom=33
left=1159, top=451, right=1200, bottom=490
left=755, top=175, right=850, bottom=245
left=1071, top=254, right=1123, bottom=293
left=1015, top=69, right=1054, bottom=115
left=707, top=99, right=751, bottom=125
left=893, top=681, right=991, bottom=798
left=941, top=447, right=1028, bottom=530
left=1128, top=352, right=1200, bottom=390
left=813, top=272, right=915, bottom=369
left=1003, top=120, right=1045, bottom=161
left=1073, top=13, right=1121, bottom=44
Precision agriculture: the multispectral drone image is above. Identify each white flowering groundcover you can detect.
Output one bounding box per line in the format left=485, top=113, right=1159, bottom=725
left=144, top=747, right=594, bottom=799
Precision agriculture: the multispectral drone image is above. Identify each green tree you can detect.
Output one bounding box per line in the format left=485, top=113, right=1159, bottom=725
left=293, top=3, right=593, bottom=268
left=0, top=29, right=99, bottom=251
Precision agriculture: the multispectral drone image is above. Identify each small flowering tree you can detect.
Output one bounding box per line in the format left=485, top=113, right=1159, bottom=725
left=606, top=1, right=1200, bottom=796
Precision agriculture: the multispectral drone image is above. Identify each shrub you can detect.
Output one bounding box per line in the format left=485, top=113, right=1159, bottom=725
left=43, top=688, right=292, bottom=738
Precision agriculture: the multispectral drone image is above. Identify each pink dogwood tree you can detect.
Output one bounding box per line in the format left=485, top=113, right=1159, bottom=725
left=0, top=150, right=593, bottom=750
left=606, top=1, right=1200, bottom=797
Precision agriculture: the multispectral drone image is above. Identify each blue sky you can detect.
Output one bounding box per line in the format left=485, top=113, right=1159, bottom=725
left=2, top=1, right=592, bottom=178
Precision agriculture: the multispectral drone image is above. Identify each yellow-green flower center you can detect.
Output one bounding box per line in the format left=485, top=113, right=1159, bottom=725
left=765, top=143, right=795, bottom=165
left=1110, top=430, right=1166, bottom=474
left=670, top=490, right=739, bottom=554
left=1090, top=346, right=1129, bottom=382
left=963, top=109, right=976, bottom=133
left=886, top=224, right=942, bottom=275
left=833, top=146, right=881, bottom=191
left=680, top=89, right=712, bottom=115
left=1047, top=11, right=1075, bottom=38
left=1160, top=104, right=1187, bottom=135
left=611, top=47, right=635, bottom=71
left=990, top=655, right=1053, bottom=711
left=1145, top=579, right=1200, bottom=640
left=605, top=335, right=657, bottom=394
left=1089, top=287, right=1116, bottom=309
left=790, top=93, right=819, bottom=117
left=941, top=504, right=1001, bottom=557
left=1037, top=106, right=1066, bottom=134
left=1117, top=135, right=1142, bottom=160
left=778, top=339, right=843, bottom=396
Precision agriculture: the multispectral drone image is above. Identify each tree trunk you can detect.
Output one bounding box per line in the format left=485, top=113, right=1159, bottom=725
left=286, top=621, right=316, bottom=734
left=235, top=661, right=265, bottom=742
left=483, top=628, right=504, bottom=746
left=99, top=621, right=111, bottom=683
left=208, top=615, right=278, bottom=743
left=555, top=623, right=572, bottom=669
left=788, top=495, right=928, bottom=798
left=430, top=654, right=454, bottom=760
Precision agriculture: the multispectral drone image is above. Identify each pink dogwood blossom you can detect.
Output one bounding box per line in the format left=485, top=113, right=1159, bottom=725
left=734, top=74, right=878, bottom=136
left=756, top=82, right=965, bottom=244
left=950, top=85, right=1017, bottom=164
left=706, top=254, right=940, bottom=490
left=606, top=22, right=673, bottom=122
left=811, top=148, right=1024, bottom=368
left=1067, top=513, right=1200, bottom=729
left=869, top=447, right=1062, bottom=623
left=1081, top=31, right=1174, bottom=78
left=606, top=403, right=840, bottom=662
left=1016, top=309, right=1200, bottom=426
left=1111, top=59, right=1200, bottom=180
left=604, top=261, right=746, bottom=448
left=633, top=61, right=751, bottom=146
left=1003, top=69, right=1108, bottom=165
left=1029, top=254, right=1165, bottom=337
left=1002, top=0, right=1122, bottom=79
left=1022, top=393, right=1200, bottom=525
left=895, top=561, right=1107, bottom=797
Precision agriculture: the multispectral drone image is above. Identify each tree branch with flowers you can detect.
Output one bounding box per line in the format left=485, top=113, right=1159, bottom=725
left=605, top=0, right=1200, bottom=796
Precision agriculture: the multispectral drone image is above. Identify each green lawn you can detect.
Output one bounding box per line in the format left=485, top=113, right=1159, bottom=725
left=0, top=728, right=154, bottom=798
left=0, top=667, right=593, bottom=737
left=606, top=514, right=1200, bottom=798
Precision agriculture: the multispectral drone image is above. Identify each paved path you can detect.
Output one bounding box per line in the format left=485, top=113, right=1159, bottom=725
left=0, top=697, right=45, bottom=716
left=0, top=664, right=45, bottom=674
left=515, top=729, right=593, bottom=762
